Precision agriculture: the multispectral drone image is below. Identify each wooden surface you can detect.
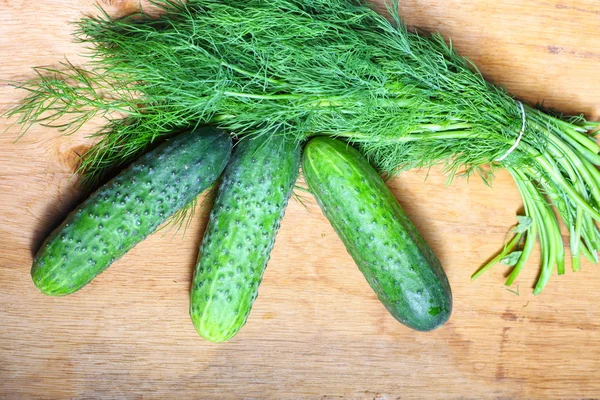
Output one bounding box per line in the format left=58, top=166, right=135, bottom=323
left=1, top=1, right=600, bottom=398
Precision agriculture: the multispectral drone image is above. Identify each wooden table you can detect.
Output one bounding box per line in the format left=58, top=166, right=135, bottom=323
left=1, top=1, right=599, bottom=398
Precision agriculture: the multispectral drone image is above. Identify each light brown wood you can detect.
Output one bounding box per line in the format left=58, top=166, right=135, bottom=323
left=1, top=1, right=599, bottom=398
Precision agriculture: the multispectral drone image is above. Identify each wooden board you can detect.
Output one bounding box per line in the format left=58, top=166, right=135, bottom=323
left=1, top=0, right=600, bottom=398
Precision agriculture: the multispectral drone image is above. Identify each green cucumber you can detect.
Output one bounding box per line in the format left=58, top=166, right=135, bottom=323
left=190, top=135, right=301, bottom=342
left=32, top=127, right=232, bottom=296
left=302, top=137, right=452, bottom=331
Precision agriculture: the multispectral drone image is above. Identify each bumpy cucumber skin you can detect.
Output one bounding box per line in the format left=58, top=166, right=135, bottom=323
left=190, top=135, right=301, bottom=342
left=32, top=128, right=232, bottom=296
left=303, top=137, right=452, bottom=332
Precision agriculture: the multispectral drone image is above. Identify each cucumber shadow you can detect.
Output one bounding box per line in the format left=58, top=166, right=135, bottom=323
left=29, top=134, right=171, bottom=257
left=185, top=182, right=220, bottom=292
left=385, top=175, right=455, bottom=273
left=29, top=175, right=107, bottom=258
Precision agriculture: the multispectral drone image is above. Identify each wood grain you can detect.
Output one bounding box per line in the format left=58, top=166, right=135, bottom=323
left=1, top=1, right=599, bottom=398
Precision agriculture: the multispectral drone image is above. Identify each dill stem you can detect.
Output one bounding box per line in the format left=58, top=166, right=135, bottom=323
left=332, top=130, right=475, bottom=143
left=575, top=205, right=599, bottom=263
left=222, top=91, right=301, bottom=100
left=529, top=117, right=600, bottom=165
left=414, top=122, right=474, bottom=132
left=503, top=167, right=536, bottom=287
left=583, top=160, right=600, bottom=195
left=546, top=133, right=600, bottom=207
left=525, top=167, right=564, bottom=276
left=512, top=168, right=556, bottom=294
left=585, top=217, right=600, bottom=254
left=585, top=121, right=600, bottom=131
left=538, top=147, right=587, bottom=272
left=204, top=52, right=286, bottom=86
left=571, top=210, right=584, bottom=272
left=471, top=231, right=523, bottom=281
left=220, top=92, right=416, bottom=110
left=506, top=221, right=537, bottom=286
left=579, top=238, right=597, bottom=264
left=526, top=105, right=600, bottom=154
left=211, top=113, right=237, bottom=122
left=521, top=143, right=600, bottom=222
left=557, top=130, right=600, bottom=165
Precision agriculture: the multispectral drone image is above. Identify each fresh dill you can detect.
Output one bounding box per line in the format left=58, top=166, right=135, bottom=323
left=5, top=0, right=600, bottom=293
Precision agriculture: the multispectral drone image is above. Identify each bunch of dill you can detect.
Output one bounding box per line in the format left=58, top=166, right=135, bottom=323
left=6, top=0, right=600, bottom=293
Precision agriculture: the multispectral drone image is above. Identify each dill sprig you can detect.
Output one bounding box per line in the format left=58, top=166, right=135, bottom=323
left=5, top=0, right=600, bottom=293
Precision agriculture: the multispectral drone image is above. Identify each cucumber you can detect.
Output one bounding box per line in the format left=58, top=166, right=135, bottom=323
left=302, top=137, right=452, bottom=331
left=32, top=127, right=232, bottom=296
left=190, top=135, right=301, bottom=342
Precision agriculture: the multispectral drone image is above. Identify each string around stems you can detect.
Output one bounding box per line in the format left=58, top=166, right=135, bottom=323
left=495, top=101, right=526, bottom=162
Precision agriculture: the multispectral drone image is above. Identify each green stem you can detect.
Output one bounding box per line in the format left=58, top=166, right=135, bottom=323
left=202, top=49, right=286, bottom=86
left=525, top=105, right=600, bottom=154
left=471, top=232, right=523, bottom=281
left=512, top=168, right=560, bottom=293
left=414, top=122, right=474, bottom=132
left=546, top=134, right=600, bottom=207
left=542, top=137, right=591, bottom=272
left=211, top=113, right=237, bottom=122
left=522, top=143, right=600, bottom=222
left=581, top=216, right=600, bottom=261
left=571, top=211, right=583, bottom=272
left=526, top=159, right=565, bottom=275
left=504, top=167, right=538, bottom=286
left=524, top=165, right=576, bottom=273
left=332, top=130, right=476, bottom=143
left=539, top=121, right=600, bottom=170
left=584, top=159, right=600, bottom=190
left=506, top=221, right=537, bottom=286
left=579, top=238, right=597, bottom=264
left=223, top=91, right=302, bottom=100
